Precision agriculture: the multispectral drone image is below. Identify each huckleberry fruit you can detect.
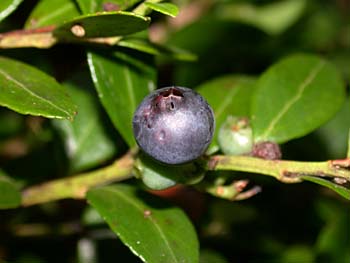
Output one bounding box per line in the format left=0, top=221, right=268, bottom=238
left=132, top=86, right=215, bottom=165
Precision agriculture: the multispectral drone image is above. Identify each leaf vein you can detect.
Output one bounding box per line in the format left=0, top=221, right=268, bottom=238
left=105, top=188, right=178, bottom=262
left=0, top=68, right=70, bottom=117
left=261, top=61, right=325, bottom=139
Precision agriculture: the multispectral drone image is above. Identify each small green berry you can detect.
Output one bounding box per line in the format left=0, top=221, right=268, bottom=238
left=218, top=116, right=253, bottom=155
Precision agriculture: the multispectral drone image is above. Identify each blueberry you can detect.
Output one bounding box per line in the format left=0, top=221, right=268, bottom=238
left=132, top=86, right=215, bottom=165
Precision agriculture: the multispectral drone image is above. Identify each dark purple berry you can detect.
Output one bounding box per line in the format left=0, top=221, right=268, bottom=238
left=132, top=86, right=215, bottom=165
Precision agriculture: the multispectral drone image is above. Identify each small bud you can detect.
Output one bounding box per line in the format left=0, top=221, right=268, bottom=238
left=252, top=141, right=282, bottom=160
left=218, top=116, right=253, bottom=155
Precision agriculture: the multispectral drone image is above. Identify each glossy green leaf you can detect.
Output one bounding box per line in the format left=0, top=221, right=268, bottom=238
left=24, top=0, right=80, bottom=29
left=251, top=54, right=345, bottom=144
left=88, top=49, right=156, bottom=147
left=54, top=11, right=150, bottom=39
left=87, top=184, right=199, bottom=263
left=0, top=170, right=21, bottom=209
left=218, top=0, right=306, bottom=35
left=301, top=175, right=350, bottom=200
left=52, top=71, right=117, bottom=172
left=197, top=75, right=256, bottom=153
left=145, top=2, right=179, bottom=17
left=0, top=56, right=77, bottom=120
left=0, top=0, right=23, bottom=22
left=118, top=38, right=197, bottom=61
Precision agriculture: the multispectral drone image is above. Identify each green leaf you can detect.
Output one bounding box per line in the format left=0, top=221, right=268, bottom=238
left=0, top=170, right=21, bottom=209
left=0, top=0, right=23, bottom=22
left=24, top=0, right=80, bottom=29
left=118, top=38, right=197, bottom=61
left=347, top=129, right=350, bottom=158
left=0, top=56, right=77, bottom=120
left=251, top=54, right=345, bottom=144
left=87, top=49, right=156, bottom=147
left=54, top=11, right=150, bottom=39
left=87, top=184, right=199, bottom=263
left=52, top=70, right=117, bottom=173
left=197, top=75, right=256, bottom=153
left=76, top=0, right=139, bottom=13
left=145, top=2, right=179, bottom=18
left=218, top=0, right=306, bottom=35
left=76, top=0, right=103, bottom=14
left=301, top=175, right=350, bottom=200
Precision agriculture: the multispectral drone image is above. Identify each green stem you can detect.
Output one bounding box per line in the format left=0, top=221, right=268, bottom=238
left=21, top=153, right=350, bottom=206
left=208, top=155, right=350, bottom=183
left=21, top=151, right=135, bottom=207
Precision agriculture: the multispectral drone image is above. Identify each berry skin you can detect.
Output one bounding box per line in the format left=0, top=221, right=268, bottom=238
left=132, top=86, right=215, bottom=165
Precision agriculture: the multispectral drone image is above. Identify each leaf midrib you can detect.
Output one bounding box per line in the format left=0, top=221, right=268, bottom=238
left=103, top=187, right=179, bottom=262
left=260, top=60, right=325, bottom=140
left=0, top=67, right=70, bottom=117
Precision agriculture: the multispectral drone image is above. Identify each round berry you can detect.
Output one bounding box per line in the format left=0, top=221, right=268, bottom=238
left=218, top=116, right=253, bottom=155
left=132, top=86, right=215, bottom=164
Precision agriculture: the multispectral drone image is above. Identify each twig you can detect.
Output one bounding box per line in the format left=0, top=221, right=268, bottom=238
left=21, top=154, right=350, bottom=206
left=21, top=151, right=135, bottom=206
left=208, top=155, right=350, bottom=183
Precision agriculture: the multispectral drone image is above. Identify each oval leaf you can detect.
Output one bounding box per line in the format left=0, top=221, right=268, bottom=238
left=24, top=0, right=80, bottom=29
left=52, top=70, right=118, bottom=172
left=0, top=170, right=21, bottom=209
left=54, top=11, right=150, bottom=39
left=145, top=2, right=179, bottom=17
left=301, top=175, right=350, bottom=200
left=0, top=56, right=77, bottom=119
left=88, top=49, right=156, bottom=147
left=87, top=184, right=199, bottom=263
left=197, top=75, right=256, bottom=153
left=251, top=54, right=345, bottom=144
left=0, top=0, right=23, bottom=22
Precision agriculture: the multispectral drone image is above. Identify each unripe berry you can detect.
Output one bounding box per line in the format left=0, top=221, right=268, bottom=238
left=218, top=116, right=253, bottom=155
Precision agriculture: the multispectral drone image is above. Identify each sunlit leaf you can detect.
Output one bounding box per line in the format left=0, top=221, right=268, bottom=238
left=0, top=0, right=23, bottom=22
left=24, top=0, right=80, bottom=29
left=145, top=2, right=179, bottom=17
left=197, top=75, right=256, bottom=153
left=0, top=56, right=77, bottom=120
left=88, top=49, right=156, bottom=147
left=54, top=11, right=150, bottom=39
left=251, top=54, right=345, bottom=144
